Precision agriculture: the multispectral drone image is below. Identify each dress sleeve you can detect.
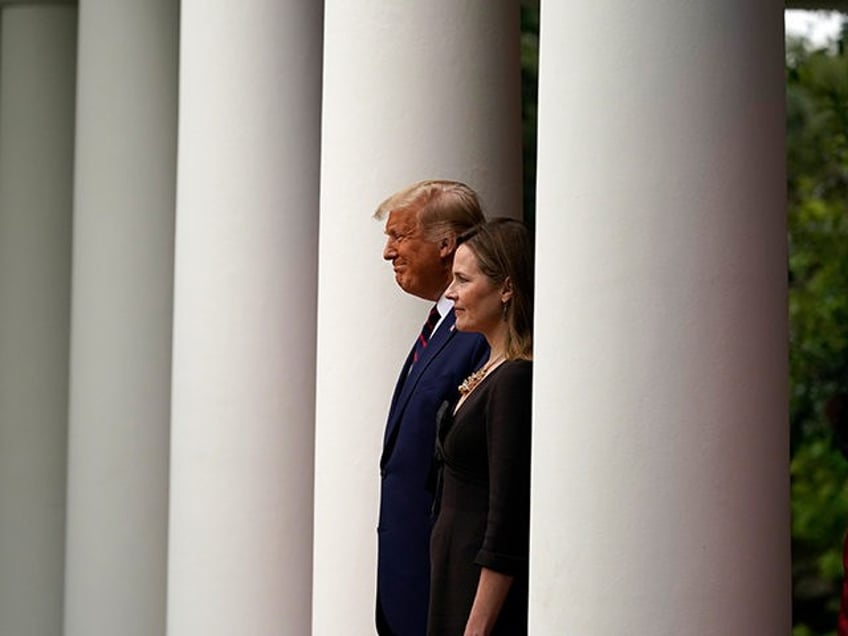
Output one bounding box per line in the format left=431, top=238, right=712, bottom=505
left=474, top=361, right=533, bottom=575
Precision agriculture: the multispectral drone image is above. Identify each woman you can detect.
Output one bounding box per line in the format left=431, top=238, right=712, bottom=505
left=428, top=218, right=534, bottom=636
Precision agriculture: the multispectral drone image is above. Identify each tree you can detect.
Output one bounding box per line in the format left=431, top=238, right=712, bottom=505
left=521, top=2, right=539, bottom=226
left=787, top=23, right=848, bottom=636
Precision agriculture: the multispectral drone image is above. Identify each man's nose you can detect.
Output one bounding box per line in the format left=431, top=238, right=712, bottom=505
left=383, top=241, right=396, bottom=261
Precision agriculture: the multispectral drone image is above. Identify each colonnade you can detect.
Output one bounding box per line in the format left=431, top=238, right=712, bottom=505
left=0, top=1, right=788, bottom=634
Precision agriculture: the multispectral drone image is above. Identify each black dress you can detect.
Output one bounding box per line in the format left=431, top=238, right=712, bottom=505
left=428, top=360, right=532, bottom=636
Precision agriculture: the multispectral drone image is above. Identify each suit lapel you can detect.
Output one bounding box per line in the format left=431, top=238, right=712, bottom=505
left=381, top=310, right=458, bottom=466
left=401, top=311, right=455, bottom=399
left=387, top=343, right=415, bottom=421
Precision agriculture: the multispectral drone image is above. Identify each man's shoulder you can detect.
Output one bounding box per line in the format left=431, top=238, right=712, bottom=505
left=433, top=329, right=487, bottom=371
left=445, top=328, right=486, bottom=349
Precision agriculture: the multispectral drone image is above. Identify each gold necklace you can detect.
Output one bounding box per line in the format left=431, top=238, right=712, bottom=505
left=458, top=356, right=505, bottom=396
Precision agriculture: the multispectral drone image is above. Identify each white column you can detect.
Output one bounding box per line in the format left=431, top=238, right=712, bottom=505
left=167, top=2, right=322, bottom=634
left=531, top=2, right=789, bottom=634
left=0, top=3, right=77, bottom=635
left=314, top=2, right=522, bottom=633
left=62, top=2, right=177, bottom=635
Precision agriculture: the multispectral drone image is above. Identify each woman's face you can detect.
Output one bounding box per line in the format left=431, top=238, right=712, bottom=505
left=446, top=244, right=508, bottom=335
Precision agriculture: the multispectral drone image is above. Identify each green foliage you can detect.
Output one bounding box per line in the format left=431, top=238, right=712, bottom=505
left=794, top=626, right=835, bottom=636
left=521, top=3, right=539, bottom=227
left=788, top=25, right=848, bottom=636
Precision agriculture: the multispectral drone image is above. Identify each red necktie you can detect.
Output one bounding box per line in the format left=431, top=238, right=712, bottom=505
left=412, top=305, right=440, bottom=365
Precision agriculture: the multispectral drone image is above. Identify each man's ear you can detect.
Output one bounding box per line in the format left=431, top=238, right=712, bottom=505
left=501, top=277, right=514, bottom=303
left=439, top=233, right=456, bottom=259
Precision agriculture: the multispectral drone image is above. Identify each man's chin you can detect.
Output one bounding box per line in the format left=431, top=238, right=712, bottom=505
left=396, top=278, right=418, bottom=297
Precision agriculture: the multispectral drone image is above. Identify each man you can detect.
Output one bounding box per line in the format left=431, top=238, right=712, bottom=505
left=374, top=180, right=489, bottom=635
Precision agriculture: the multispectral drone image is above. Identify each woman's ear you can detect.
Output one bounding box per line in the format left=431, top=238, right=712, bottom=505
left=501, top=277, right=514, bottom=303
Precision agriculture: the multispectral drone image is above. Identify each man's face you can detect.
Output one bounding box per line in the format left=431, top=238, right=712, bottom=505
left=382, top=208, right=449, bottom=301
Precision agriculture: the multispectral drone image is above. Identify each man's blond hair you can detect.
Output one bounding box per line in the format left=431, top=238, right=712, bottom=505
left=373, top=179, right=484, bottom=241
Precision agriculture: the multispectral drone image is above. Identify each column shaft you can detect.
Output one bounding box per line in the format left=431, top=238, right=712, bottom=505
left=531, top=1, right=789, bottom=633
left=0, top=5, right=77, bottom=636
left=314, top=2, right=522, bottom=633
left=167, top=2, right=323, bottom=634
left=63, top=1, right=178, bottom=635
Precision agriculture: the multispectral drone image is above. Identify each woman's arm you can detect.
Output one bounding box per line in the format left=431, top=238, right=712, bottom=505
left=464, top=567, right=514, bottom=636
left=469, top=362, right=532, bottom=633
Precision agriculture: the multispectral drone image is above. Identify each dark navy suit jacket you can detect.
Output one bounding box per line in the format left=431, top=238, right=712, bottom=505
left=377, top=308, right=488, bottom=635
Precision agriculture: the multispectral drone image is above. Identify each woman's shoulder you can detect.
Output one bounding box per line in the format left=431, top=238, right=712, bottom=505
left=493, top=359, right=532, bottom=384
left=502, top=358, right=532, bottom=372
left=485, top=360, right=532, bottom=413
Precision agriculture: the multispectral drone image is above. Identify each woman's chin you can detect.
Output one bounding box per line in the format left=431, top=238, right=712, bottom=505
left=454, top=319, right=474, bottom=333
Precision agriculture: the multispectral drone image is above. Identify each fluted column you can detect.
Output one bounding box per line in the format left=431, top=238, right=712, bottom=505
left=167, top=2, right=322, bottom=634
left=62, top=2, right=178, bottom=635
left=314, top=2, right=522, bottom=633
left=531, top=1, right=789, bottom=633
left=0, top=3, right=77, bottom=635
